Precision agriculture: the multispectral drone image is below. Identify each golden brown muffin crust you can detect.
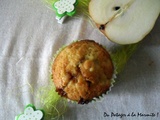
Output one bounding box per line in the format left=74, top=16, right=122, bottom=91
left=52, top=40, right=114, bottom=104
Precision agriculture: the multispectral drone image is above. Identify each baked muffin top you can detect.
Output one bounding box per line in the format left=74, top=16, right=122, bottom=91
left=52, top=40, right=114, bottom=104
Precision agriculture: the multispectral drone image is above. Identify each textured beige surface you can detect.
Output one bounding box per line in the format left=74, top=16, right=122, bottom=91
left=0, top=0, right=160, bottom=119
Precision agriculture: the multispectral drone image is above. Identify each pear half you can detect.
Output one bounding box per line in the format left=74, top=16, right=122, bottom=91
left=89, top=0, right=160, bottom=44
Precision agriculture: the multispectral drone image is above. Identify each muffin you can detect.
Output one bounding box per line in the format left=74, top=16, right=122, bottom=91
left=52, top=40, right=114, bottom=104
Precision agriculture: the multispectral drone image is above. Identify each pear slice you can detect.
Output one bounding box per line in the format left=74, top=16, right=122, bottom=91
left=89, top=0, right=160, bottom=44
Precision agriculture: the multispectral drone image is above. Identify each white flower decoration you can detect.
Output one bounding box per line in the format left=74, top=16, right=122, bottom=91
left=54, top=0, right=77, bottom=14
left=16, top=106, right=43, bottom=120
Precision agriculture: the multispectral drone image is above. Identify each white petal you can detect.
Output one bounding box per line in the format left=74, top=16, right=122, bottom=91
left=33, top=110, right=43, bottom=119
left=24, top=107, right=34, bottom=115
